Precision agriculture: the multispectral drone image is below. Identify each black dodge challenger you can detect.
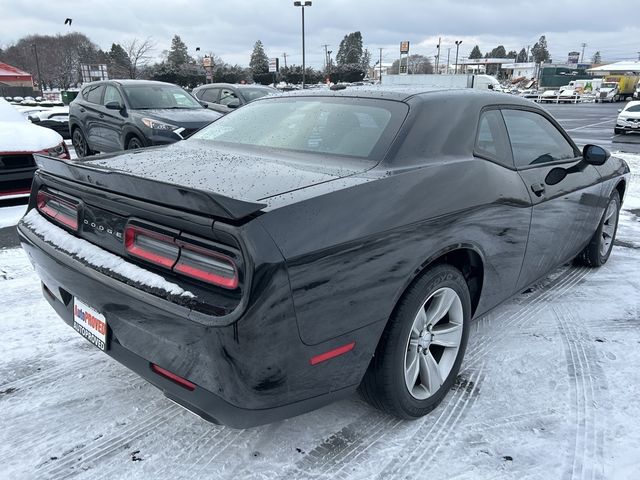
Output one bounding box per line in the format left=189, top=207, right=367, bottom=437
left=18, top=87, right=629, bottom=428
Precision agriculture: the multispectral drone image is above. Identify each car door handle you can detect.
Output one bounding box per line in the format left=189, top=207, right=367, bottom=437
left=530, top=183, right=545, bottom=196
left=99, top=113, right=104, bottom=118
left=80, top=108, right=85, bottom=113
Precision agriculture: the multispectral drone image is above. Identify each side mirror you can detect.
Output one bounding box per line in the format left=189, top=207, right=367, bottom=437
left=27, top=115, right=40, bottom=122
left=618, top=108, right=622, bottom=113
left=227, top=101, right=240, bottom=109
left=488, top=84, right=494, bottom=90
left=582, top=144, right=610, bottom=166
left=105, top=101, right=124, bottom=111
left=200, top=101, right=209, bottom=108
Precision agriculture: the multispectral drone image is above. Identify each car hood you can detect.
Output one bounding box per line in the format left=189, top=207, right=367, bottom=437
left=85, top=139, right=372, bottom=202
left=133, top=108, right=222, bottom=128
left=0, top=121, right=62, bottom=153
left=619, top=111, right=640, bottom=119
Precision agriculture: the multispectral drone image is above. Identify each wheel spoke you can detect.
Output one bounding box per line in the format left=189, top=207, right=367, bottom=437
left=412, top=308, right=427, bottom=336
left=419, top=352, right=442, bottom=393
left=431, top=323, right=463, bottom=348
left=425, top=289, right=456, bottom=327
left=405, top=351, right=420, bottom=390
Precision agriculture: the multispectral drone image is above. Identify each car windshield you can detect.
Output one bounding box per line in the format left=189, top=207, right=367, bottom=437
left=240, top=87, right=275, bottom=102
left=601, top=82, right=617, bottom=88
left=122, top=84, right=202, bottom=109
left=191, top=97, right=407, bottom=160
left=624, top=104, right=640, bottom=112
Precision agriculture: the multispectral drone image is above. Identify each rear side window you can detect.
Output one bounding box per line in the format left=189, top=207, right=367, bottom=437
left=502, top=109, right=577, bottom=168
left=474, top=110, right=513, bottom=168
left=219, top=89, right=240, bottom=107
left=84, top=84, right=105, bottom=104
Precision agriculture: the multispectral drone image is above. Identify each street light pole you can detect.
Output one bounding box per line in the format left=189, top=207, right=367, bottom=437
left=454, top=40, right=463, bottom=74
left=294, top=1, right=312, bottom=89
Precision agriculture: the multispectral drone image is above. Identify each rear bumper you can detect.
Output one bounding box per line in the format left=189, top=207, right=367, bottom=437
left=18, top=220, right=373, bottom=428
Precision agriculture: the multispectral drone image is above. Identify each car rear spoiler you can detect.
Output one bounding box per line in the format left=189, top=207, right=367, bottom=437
left=33, top=154, right=267, bottom=221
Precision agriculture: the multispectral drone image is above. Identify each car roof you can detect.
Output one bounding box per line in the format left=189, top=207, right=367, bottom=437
left=270, top=85, right=536, bottom=107
left=193, top=83, right=275, bottom=90
left=623, top=100, right=640, bottom=108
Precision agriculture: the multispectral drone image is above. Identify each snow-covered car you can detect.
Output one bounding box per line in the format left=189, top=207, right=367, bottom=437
left=557, top=88, right=581, bottom=104
left=0, top=98, right=70, bottom=199
left=15, top=105, right=51, bottom=118
left=538, top=90, right=559, bottom=103
left=28, top=106, right=70, bottom=139
left=615, top=101, right=640, bottom=134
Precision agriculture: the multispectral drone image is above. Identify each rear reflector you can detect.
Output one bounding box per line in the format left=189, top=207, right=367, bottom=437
left=124, top=225, right=179, bottom=269
left=36, top=190, right=79, bottom=231
left=151, top=364, right=196, bottom=391
left=310, top=342, right=356, bottom=366
left=174, top=243, right=238, bottom=289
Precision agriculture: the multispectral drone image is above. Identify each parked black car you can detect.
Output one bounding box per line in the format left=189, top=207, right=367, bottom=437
left=19, top=88, right=629, bottom=428
left=192, top=83, right=277, bottom=114
left=69, top=80, right=222, bottom=157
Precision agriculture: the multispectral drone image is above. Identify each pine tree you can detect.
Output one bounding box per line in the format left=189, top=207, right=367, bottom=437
left=107, top=43, right=131, bottom=79
left=516, top=48, right=528, bottom=63
left=489, top=45, right=507, bottom=58
left=166, top=35, right=190, bottom=67
left=591, top=51, right=601, bottom=65
left=336, top=31, right=363, bottom=65
left=507, top=50, right=517, bottom=59
left=469, top=45, right=482, bottom=60
left=249, top=40, right=269, bottom=75
left=531, top=36, right=550, bottom=63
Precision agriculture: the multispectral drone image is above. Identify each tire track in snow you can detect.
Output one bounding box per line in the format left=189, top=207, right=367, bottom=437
left=554, top=305, right=605, bottom=480
left=39, top=403, right=179, bottom=479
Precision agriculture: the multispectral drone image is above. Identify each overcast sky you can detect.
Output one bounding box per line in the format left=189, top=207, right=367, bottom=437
left=1, top=0, right=639, bottom=68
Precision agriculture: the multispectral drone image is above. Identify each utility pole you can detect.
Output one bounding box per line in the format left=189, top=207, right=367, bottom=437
left=435, top=36, right=441, bottom=73
left=378, top=47, right=383, bottom=83
left=293, top=1, right=312, bottom=88
left=446, top=48, right=451, bottom=74
left=580, top=42, right=587, bottom=63
left=322, top=44, right=329, bottom=70
left=283, top=52, right=288, bottom=68
left=526, top=45, right=530, bottom=62
left=32, top=42, right=43, bottom=94
left=454, top=40, right=463, bottom=74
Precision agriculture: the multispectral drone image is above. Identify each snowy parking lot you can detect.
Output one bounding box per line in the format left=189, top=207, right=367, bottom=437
left=0, top=153, right=639, bottom=480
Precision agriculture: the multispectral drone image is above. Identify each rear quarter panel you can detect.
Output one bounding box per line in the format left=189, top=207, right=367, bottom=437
left=259, top=158, right=533, bottom=345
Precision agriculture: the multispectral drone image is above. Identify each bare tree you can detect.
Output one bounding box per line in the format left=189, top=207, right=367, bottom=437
left=124, top=37, right=155, bottom=79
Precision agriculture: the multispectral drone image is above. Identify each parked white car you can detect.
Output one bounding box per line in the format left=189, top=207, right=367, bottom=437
left=615, top=101, right=640, bottom=135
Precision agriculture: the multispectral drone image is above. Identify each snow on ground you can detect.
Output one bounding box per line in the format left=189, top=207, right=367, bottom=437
left=0, top=155, right=639, bottom=480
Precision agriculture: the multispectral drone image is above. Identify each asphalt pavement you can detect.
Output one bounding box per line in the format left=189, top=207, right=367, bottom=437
left=544, top=101, right=640, bottom=154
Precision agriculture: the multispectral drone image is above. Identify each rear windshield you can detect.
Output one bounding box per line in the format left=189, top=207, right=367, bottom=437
left=191, top=97, right=407, bottom=160
left=122, top=84, right=202, bottom=110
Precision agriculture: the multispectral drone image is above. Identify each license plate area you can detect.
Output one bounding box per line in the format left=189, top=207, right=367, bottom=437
left=73, top=298, right=108, bottom=351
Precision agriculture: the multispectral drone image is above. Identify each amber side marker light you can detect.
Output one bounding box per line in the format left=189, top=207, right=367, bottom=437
left=310, top=342, right=356, bottom=366
left=151, top=364, right=196, bottom=391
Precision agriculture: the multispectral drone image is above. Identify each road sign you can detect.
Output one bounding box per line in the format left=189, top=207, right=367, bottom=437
left=400, top=41, right=410, bottom=54
left=269, top=58, right=279, bottom=73
left=203, top=56, right=213, bottom=67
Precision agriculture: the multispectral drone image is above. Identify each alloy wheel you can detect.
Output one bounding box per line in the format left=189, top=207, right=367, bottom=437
left=600, top=199, right=618, bottom=257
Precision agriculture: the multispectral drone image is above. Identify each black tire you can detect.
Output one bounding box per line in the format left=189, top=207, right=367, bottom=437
left=126, top=136, right=144, bottom=150
left=71, top=127, right=95, bottom=158
left=576, top=190, right=621, bottom=267
left=359, top=264, right=471, bottom=419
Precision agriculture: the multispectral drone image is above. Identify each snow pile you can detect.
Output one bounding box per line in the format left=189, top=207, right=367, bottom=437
left=21, top=209, right=194, bottom=298
left=0, top=204, right=27, bottom=229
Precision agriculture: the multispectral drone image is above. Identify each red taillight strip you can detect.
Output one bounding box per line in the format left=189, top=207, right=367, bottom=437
left=36, top=190, right=79, bottom=230
left=124, top=225, right=179, bottom=269
left=310, top=342, right=356, bottom=366
left=151, top=364, right=196, bottom=391
left=174, top=243, right=239, bottom=289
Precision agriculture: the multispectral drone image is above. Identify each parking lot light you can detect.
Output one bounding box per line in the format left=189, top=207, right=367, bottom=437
left=294, top=1, right=312, bottom=89
left=454, top=40, right=463, bottom=75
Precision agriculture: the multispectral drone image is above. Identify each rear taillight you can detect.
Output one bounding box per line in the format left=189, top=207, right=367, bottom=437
left=124, top=225, right=179, bottom=268
left=123, top=224, right=239, bottom=290
left=174, top=242, right=238, bottom=289
left=36, top=190, right=79, bottom=231
left=38, top=141, right=70, bottom=159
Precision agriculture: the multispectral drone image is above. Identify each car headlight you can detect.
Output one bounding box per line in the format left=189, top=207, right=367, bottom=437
left=41, top=141, right=70, bottom=159
left=141, top=118, right=178, bottom=131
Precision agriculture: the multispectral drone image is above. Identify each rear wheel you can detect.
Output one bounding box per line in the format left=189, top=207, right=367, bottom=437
left=127, top=136, right=144, bottom=150
left=71, top=128, right=95, bottom=158
left=359, top=265, right=471, bottom=419
left=576, top=191, right=621, bottom=267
